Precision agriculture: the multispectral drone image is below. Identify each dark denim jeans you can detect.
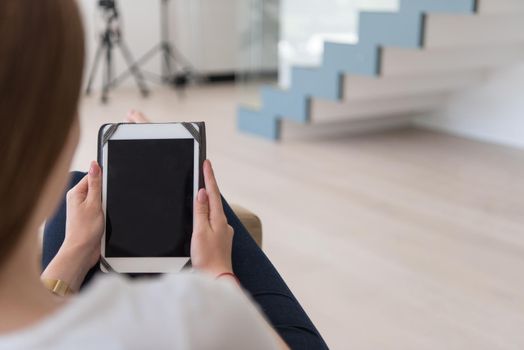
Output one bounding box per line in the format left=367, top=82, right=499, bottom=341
left=42, top=171, right=328, bottom=349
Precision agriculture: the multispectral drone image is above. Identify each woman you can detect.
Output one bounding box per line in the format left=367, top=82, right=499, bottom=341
left=0, top=0, right=328, bottom=349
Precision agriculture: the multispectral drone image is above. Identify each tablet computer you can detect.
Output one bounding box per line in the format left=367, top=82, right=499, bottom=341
left=97, top=122, right=206, bottom=273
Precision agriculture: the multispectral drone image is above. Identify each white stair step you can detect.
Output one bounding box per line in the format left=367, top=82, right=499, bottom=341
left=342, top=70, right=487, bottom=101
left=381, top=44, right=524, bottom=76
left=478, top=0, right=524, bottom=13
left=425, top=12, right=524, bottom=48
left=311, top=93, right=452, bottom=123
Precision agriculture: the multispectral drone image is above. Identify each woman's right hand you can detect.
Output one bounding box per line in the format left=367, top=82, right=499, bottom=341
left=191, top=160, right=234, bottom=276
left=125, top=112, right=234, bottom=276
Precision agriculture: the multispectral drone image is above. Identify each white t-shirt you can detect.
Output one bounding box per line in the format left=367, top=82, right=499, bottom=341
left=0, top=273, right=280, bottom=350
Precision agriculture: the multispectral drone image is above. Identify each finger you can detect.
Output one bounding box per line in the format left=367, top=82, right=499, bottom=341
left=135, top=111, right=149, bottom=123
left=87, top=161, right=102, bottom=205
left=125, top=110, right=150, bottom=123
left=124, top=109, right=136, bottom=123
left=194, top=188, right=211, bottom=231
left=203, top=160, right=226, bottom=225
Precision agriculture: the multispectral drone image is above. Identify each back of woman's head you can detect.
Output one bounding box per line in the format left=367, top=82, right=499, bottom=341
left=0, top=0, right=84, bottom=264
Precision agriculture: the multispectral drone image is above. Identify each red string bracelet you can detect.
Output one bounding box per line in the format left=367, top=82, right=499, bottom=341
left=216, top=272, right=240, bottom=285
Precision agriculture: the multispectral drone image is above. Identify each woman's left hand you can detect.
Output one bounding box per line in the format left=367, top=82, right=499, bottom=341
left=62, top=161, right=104, bottom=268
left=42, top=161, right=104, bottom=292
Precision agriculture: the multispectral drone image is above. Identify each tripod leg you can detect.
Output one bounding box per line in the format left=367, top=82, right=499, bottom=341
left=159, top=0, right=173, bottom=82
left=85, top=41, right=104, bottom=95
left=101, top=42, right=111, bottom=104
left=162, top=43, right=173, bottom=83
left=118, top=41, right=150, bottom=97
left=167, top=44, right=197, bottom=75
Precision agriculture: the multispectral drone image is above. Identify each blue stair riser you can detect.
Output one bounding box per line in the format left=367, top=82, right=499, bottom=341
left=237, top=107, right=280, bottom=140
left=290, top=67, right=342, bottom=101
left=237, top=0, right=479, bottom=139
left=323, top=43, right=380, bottom=76
left=359, top=11, right=424, bottom=48
left=260, top=87, right=310, bottom=123
left=400, top=0, right=477, bottom=14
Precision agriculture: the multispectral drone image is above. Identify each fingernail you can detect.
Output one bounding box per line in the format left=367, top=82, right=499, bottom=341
left=89, top=161, right=99, bottom=176
left=197, top=188, right=207, bottom=203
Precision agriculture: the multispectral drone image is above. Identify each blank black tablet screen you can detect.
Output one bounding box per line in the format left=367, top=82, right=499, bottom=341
left=105, top=139, right=194, bottom=257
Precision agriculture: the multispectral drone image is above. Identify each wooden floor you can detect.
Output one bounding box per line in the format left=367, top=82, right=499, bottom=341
left=76, top=84, right=524, bottom=350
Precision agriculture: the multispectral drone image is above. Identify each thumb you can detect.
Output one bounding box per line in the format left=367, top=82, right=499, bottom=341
left=67, top=175, right=88, bottom=204
left=87, top=161, right=102, bottom=204
left=194, top=188, right=210, bottom=231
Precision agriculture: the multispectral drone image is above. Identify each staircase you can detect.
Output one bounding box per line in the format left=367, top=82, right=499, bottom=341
left=237, top=0, right=524, bottom=140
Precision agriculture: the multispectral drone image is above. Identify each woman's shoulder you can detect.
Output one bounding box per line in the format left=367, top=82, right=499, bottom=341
left=95, top=272, right=247, bottom=315
left=0, top=273, right=278, bottom=350
left=74, top=272, right=246, bottom=326
left=78, top=272, right=278, bottom=349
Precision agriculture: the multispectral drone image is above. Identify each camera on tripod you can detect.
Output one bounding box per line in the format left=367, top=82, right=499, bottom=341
left=85, top=0, right=149, bottom=103
left=98, top=0, right=116, bottom=12
left=85, top=0, right=195, bottom=103
left=96, top=0, right=119, bottom=41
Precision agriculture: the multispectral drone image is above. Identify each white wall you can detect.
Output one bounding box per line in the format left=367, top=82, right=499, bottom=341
left=415, top=64, right=524, bottom=149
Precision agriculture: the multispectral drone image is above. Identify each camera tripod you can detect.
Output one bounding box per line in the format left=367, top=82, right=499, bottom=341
left=85, top=0, right=149, bottom=103
left=130, top=0, right=197, bottom=89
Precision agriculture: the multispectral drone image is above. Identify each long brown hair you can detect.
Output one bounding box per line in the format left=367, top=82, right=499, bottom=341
left=0, top=0, right=85, bottom=264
